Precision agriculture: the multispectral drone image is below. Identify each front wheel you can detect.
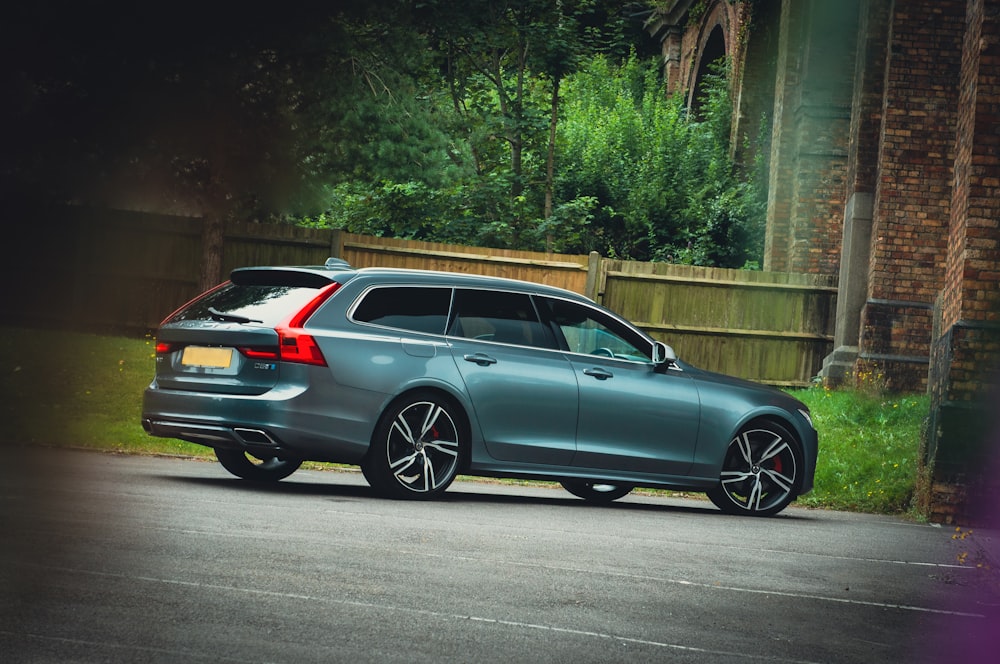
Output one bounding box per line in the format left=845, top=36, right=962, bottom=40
left=362, top=392, right=463, bottom=499
left=561, top=481, right=634, bottom=503
left=707, top=421, right=801, bottom=517
left=214, top=448, right=302, bottom=482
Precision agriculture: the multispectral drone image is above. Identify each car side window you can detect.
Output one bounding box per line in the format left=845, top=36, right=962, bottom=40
left=537, top=297, right=652, bottom=362
left=352, top=286, right=452, bottom=335
left=448, top=289, right=557, bottom=350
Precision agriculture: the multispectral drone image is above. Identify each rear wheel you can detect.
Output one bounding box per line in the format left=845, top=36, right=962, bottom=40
left=363, top=392, right=462, bottom=499
left=707, top=421, right=801, bottom=517
left=561, top=481, right=634, bottom=503
left=214, top=448, right=301, bottom=482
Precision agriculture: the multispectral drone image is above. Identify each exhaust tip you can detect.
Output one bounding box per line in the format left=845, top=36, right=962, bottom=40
left=233, top=428, right=278, bottom=446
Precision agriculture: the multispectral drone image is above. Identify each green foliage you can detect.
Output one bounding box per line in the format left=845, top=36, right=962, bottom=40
left=309, top=50, right=766, bottom=267
left=555, top=54, right=765, bottom=263
left=0, top=326, right=195, bottom=453
left=790, top=386, right=929, bottom=514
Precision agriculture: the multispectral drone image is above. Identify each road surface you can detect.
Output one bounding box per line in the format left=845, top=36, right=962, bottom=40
left=1, top=447, right=997, bottom=662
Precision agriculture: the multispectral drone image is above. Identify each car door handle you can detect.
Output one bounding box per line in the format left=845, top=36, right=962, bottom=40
left=583, top=367, right=613, bottom=380
left=463, top=353, right=498, bottom=366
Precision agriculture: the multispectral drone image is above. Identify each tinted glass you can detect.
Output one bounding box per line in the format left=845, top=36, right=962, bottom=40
left=538, top=297, right=650, bottom=361
left=449, top=289, right=556, bottom=349
left=352, top=286, right=451, bottom=335
left=167, top=282, right=321, bottom=326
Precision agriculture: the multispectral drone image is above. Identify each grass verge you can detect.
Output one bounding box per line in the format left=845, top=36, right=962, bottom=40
left=789, top=385, right=927, bottom=514
left=0, top=326, right=929, bottom=515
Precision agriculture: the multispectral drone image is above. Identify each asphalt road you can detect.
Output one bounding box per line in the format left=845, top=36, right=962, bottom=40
left=1, top=447, right=997, bottom=663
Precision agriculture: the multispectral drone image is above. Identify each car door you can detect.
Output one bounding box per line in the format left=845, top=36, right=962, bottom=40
left=536, top=296, right=701, bottom=476
left=447, top=288, right=579, bottom=465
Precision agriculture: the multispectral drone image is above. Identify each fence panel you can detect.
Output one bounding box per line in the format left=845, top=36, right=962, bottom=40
left=338, top=233, right=590, bottom=294
left=68, top=208, right=203, bottom=331
left=598, top=261, right=837, bottom=386
left=222, top=221, right=338, bottom=275
left=0, top=207, right=837, bottom=385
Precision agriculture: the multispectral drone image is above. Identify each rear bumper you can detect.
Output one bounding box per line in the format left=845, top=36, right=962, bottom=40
left=141, top=377, right=382, bottom=464
left=142, top=417, right=288, bottom=455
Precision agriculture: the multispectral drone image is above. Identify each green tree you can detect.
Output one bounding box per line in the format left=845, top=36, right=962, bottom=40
left=417, top=0, right=655, bottom=248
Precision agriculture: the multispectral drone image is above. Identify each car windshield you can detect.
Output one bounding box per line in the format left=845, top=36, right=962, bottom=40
left=167, top=282, right=322, bottom=327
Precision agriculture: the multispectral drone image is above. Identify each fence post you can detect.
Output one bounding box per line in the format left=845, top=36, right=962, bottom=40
left=329, top=228, right=343, bottom=261
left=585, top=251, right=601, bottom=301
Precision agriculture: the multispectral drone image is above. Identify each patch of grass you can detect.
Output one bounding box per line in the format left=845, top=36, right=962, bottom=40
left=0, top=325, right=210, bottom=458
left=788, top=384, right=928, bottom=514
left=0, top=326, right=931, bottom=514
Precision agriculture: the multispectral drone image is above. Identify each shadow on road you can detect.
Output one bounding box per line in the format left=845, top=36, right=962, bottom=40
left=153, top=471, right=816, bottom=520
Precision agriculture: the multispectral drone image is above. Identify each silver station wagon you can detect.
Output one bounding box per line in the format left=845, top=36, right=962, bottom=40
left=142, top=259, right=817, bottom=516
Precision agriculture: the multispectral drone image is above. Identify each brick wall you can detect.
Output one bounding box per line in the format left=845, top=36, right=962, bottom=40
left=858, top=0, right=967, bottom=392
left=925, top=0, right=1000, bottom=525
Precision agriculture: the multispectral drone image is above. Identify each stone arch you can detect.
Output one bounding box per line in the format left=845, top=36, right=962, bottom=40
left=689, top=24, right=727, bottom=115
left=686, top=1, right=739, bottom=114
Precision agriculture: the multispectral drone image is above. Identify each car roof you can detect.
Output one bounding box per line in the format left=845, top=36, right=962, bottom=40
left=229, top=261, right=592, bottom=303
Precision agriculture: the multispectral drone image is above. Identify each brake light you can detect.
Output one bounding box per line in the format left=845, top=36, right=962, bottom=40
left=155, top=342, right=176, bottom=355
left=277, top=329, right=327, bottom=366
left=272, top=282, right=342, bottom=367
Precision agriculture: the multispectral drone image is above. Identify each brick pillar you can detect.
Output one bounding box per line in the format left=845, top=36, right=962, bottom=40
left=732, top=0, right=779, bottom=171
left=821, top=0, right=891, bottom=383
left=765, top=0, right=858, bottom=276
left=857, top=0, right=966, bottom=392
left=661, top=26, right=685, bottom=96
left=763, top=0, right=804, bottom=272
left=925, top=0, right=1000, bottom=525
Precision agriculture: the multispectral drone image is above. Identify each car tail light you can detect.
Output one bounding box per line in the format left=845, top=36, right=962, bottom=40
left=155, top=341, right=176, bottom=355
left=272, top=282, right=342, bottom=367
left=238, top=346, right=280, bottom=360
left=276, top=329, right=326, bottom=365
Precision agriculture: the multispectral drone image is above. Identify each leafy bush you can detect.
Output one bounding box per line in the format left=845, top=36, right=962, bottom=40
left=555, top=54, right=765, bottom=264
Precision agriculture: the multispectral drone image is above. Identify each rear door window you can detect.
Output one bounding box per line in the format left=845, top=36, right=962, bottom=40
left=448, top=289, right=557, bottom=350
left=351, top=286, right=452, bottom=335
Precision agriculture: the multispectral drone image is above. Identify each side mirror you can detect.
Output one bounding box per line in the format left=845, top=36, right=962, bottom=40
left=652, top=341, right=677, bottom=366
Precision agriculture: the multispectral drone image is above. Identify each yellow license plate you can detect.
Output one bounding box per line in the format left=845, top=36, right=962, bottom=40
left=181, top=346, right=234, bottom=369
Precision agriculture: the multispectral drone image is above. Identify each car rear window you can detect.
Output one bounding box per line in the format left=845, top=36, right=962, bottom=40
left=166, top=282, right=325, bottom=327
left=351, top=286, right=452, bottom=335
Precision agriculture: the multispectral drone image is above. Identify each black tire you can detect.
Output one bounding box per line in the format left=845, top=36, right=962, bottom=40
left=362, top=392, right=463, bottom=499
left=214, top=448, right=302, bottom=482
left=707, top=421, right=802, bottom=517
left=561, top=480, right=634, bottom=503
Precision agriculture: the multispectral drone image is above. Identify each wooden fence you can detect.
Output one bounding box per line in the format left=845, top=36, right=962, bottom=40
left=591, top=261, right=837, bottom=386
left=1, top=207, right=836, bottom=385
